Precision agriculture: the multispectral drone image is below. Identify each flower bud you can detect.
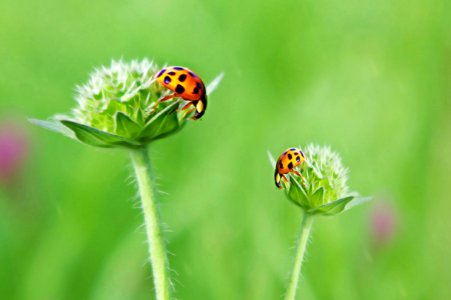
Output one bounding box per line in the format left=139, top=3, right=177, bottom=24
left=31, top=59, right=222, bottom=148
left=272, top=144, right=368, bottom=216
left=0, top=121, right=27, bottom=182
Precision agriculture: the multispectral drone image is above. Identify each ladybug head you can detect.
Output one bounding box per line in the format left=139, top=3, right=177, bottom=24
left=192, top=96, right=207, bottom=120
left=274, top=171, right=282, bottom=189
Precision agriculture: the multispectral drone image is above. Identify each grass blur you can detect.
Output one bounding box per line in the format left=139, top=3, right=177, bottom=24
left=0, top=0, right=449, bottom=299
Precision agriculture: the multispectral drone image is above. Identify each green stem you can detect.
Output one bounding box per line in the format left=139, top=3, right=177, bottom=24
left=130, top=147, right=171, bottom=300
left=284, top=211, right=314, bottom=300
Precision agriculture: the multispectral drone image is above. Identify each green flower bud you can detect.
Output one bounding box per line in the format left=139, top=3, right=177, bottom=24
left=270, top=144, right=369, bottom=216
left=31, top=59, right=223, bottom=148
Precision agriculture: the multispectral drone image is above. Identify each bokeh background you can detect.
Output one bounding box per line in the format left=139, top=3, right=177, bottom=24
left=0, top=0, right=450, bottom=299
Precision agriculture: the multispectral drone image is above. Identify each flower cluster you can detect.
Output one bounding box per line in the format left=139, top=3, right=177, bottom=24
left=273, top=144, right=367, bottom=216
left=31, top=59, right=222, bottom=148
left=0, top=122, right=27, bottom=182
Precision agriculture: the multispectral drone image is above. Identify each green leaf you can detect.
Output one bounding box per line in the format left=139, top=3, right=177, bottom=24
left=267, top=151, right=277, bottom=169
left=287, top=175, right=309, bottom=208
left=307, top=195, right=355, bottom=216
left=60, top=120, right=141, bottom=148
left=114, top=112, right=141, bottom=139
left=206, top=73, right=224, bottom=96
left=343, top=196, right=372, bottom=212
left=29, top=118, right=76, bottom=139
left=139, top=101, right=182, bottom=143
left=310, top=187, right=325, bottom=207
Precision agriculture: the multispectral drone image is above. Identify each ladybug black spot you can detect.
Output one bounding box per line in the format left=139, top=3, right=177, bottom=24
left=193, top=87, right=199, bottom=94
left=164, top=76, right=171, bottom=84
left=290, top=148, right=297, bottom=151
left=173, top=67, right=184, bottom=70
left=188, top=71, right=196, bottom=77
left=178, top=74, right=187, bottom=82
left=279, top=161, right=283, bottom=169
left=288, top=153, right=292, bottom=160
left=300, top=151, right=305, bottom=157
left=168, top=71, right=176, bottom=76
left=157, top=69, right=166, bottom=78
left=296, top=156, right=301, bottom=162
left=175, top=84, right=185, bottom=94
left=288, top=162, right=293, bottom=169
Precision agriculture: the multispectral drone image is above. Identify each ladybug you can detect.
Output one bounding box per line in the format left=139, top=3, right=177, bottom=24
left=155, top=66, right=207, bottom=120
left=274, top=148, right=305, bottom=189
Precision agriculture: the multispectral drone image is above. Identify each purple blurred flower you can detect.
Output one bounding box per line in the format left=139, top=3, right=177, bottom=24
left=371, top=201, right=397, bottom=247
left=0, top=122, right=27, bottom=182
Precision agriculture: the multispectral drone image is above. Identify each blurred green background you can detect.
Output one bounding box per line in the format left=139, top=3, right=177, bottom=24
left=0, top=0, right=450, bottom=299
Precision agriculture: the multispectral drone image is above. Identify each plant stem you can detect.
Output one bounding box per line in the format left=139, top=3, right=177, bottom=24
left=284, top=211, right=314, bottom=300
left=130, top=147, right=171, bottom=300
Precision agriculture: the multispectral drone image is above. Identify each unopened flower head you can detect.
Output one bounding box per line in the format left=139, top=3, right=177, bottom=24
left=31, top=59, right=222, bottom=148
left=300, top=144, right=349, bottom=202
left=275, top=144, right=363, bottom=216
left=72, top=59, right=169, bottom=133
left=371, top=201, right=397, bottom=247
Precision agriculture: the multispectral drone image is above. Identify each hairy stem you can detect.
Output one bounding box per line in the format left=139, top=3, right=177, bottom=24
left=130, top=147, right=171, bottom=300
left=284, top=212, right=314, bottom=300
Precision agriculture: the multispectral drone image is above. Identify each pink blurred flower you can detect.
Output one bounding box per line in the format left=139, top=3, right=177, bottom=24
left=0, top=122, right=27, bottom=182
left=371, top=201, right=397, bottom=247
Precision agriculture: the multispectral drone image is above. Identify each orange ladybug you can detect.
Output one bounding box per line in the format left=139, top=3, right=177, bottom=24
left=274, top=148, right=305, bottom=189
left=155, top=66, right=207, bottom=120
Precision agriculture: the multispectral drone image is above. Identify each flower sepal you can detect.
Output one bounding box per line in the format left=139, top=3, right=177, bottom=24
left=306, top=195, right=354, bottom=216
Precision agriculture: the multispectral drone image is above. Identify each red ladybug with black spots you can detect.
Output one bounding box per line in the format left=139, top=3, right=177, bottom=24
left=155, top=66, right=207, bottom=120
left=274, top=148, right=305, bottom=189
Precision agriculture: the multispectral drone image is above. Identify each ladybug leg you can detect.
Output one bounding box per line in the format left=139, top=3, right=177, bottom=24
left=157, top=93, right=178, bottom=102
left=150, top=93, right=178, bottom=111
left=281, top=174, right=288, bottom=182
left=184, top=109, right=196, bottom=119
left=179, top=102, right=199, bottom=120
left=176, top=101, right=196, bottom=118
left=181, top=107, right=196, bottom=119
left=190, top=112, right=203, bottom=120
left=293, top=170, right=306, bottom=184
left=177, top=101, right=193, bottom=112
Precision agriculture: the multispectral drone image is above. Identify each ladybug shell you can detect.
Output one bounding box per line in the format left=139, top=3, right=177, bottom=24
left=276, top=148, right=305, bottom=175
left=156, top=66, right=206, bottom=101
